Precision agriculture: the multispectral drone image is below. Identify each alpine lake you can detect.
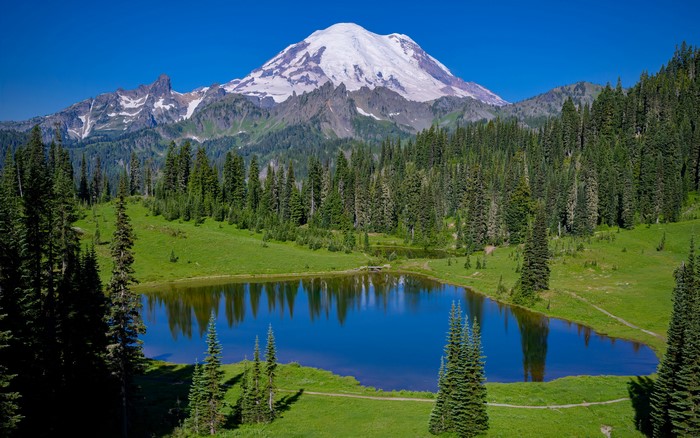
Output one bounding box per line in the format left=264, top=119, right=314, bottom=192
left=140, top=271, right=658, bottom=392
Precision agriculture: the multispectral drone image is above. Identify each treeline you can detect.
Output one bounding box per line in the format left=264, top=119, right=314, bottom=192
left=137, top=44, right=699, bottom=251
left=0, top=127, right=145, bottom=436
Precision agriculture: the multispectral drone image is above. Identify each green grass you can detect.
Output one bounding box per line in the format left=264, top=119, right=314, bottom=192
left=75, top=200, right=369, bottom=285
left=82, top=199, right=697, bottom=436
left=138, top=361, right=644, bottom=437
left=396, top=220, right=699, bottom=353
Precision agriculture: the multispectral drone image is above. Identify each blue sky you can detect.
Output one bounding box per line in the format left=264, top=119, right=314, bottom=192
left=0, top=0, right=698, bottom=120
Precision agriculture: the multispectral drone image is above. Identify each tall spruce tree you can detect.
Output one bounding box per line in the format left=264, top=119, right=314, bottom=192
left=106, top=175, right=145, bottom=438
left=515, top=201, right=550, bottom=305
left=651, top=238, right=699, bottom=437
left=264, top=324, right=277, bottom=421
left=185, top=360, right=205, bottom=435
left=128, top=152, right=141, bottom=196
left=202, top=313, right=225, bottom=435
left=0, top=313, right=21, bottom=435
left=429, top=302, right=488, bottom=437
left=463, top=319, right=488, bottom=436
left=78, top=153, right=90, bottom=203
left=241, top=336, right=265, bottom=424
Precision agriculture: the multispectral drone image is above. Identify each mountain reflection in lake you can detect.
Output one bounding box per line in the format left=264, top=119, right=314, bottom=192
left=142, top=273, right=657, bottom=391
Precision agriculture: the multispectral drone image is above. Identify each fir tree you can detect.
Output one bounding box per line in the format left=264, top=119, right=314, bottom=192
left=0, top=313, right=21, bottom=434
left=238, top=359, right=252, bottom=424
left=516, top=202, right=550, bottom=305
left=128, top=152, right=141, bottom=196
left=464, top=319, right=489, bottom=436
left=247, top=156, right=261, bottom=212
left=429, top=302, right=488, bottom=436
left=245, top=336, right=264, bottom=424
left=651, top=238, right=699, bottom=437
left=78, top=153, right=90, bottom=202
left=106, top=175, right=145, bottom=438
left=202, top=313, right=225, bottom=435
left=90, top=156, right=102, bottom=204
left=185, top=360, right=205, bottom=435
left=264, top=324, right=277, bottom=421
left=428, top=356, right=447, bottom=434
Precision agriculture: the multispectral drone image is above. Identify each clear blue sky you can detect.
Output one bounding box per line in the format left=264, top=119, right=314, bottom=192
left=1, top=0, right=698, bottom=120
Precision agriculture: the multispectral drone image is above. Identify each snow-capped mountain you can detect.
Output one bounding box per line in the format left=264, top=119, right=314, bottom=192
left=224, top=23, right=507, bottom=106
left=1, top=23, right=510, bottom=143
left=1, top=75, right=222, bottom=142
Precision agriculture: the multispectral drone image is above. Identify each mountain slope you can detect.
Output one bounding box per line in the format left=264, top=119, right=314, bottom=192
left=0, top=23, right=601, bottom=148
left=0, top=75, right=222, bottom=142
left=498, top=82, right=604, bottom=127
left=224, top=23, right=507, bottom=106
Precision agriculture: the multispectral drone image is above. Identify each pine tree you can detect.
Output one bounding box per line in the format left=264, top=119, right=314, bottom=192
left=106, top=175, right=145, bottom=438
left=244, top=336, right=264, bottom=424
left=516, top=201, right=550, bottom=305
left=464, top=319, right=489, bottom=435
left=177, top=142, right=192, bottom=194
left=247, top=156, right=261, bottom=212
left=185, top=360, right=205, bottom=435
left=239, top=359, right=252, bottom=424
left=90, top=156, right=102, bottom=204
left=0, top=313, right=21, bottom=435
left=429, top=302, right=488, bottom=437
left=651, top=238, right=699, bottom=437
left=128, top=152, right=141, bottom=196
left=505, top=174, right=532, bottom=244
left=428, top=356, right=447, bottom=434
left=264, top=324, right=277, bottom=421
left=430, top=301, right=462, bottom=433
left=78, top=153, right=90, bottom=202
left=201, top=313, right=224, bottom=435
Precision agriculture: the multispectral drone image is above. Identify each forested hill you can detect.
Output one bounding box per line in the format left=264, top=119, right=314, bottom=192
left=95, top=43, right=698, bottom=252
left=3, top=44, right=698, bottom=251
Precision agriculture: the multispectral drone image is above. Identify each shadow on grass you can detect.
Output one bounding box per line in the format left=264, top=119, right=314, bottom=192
left=225, top=387, right=305, bottom=431
left=223, top=372, right=244, bottom=389
left=628, top=375, right=655, bottom=437
left=134, top=361, right=194, bottom=437
left=276, top=389, right=305, bottom=416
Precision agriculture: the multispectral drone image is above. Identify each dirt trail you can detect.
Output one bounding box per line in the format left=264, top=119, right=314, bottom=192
left=279, top=390, right=631, bottom=409
left=565, top=291, right=665, bottom=340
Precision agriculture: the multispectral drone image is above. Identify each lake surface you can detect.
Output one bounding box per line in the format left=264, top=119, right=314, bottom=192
left=141, top=273, right=658, bottom=391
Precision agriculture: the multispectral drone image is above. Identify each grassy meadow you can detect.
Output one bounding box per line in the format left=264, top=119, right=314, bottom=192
left=75, top=199, right=368, bottom=286
left=78, top=198, right=700, bottom=436
left=138, top=361, right=644, bottom=437
left=397, top=219, right=699, bottom=353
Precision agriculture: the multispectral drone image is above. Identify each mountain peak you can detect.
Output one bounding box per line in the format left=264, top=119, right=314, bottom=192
left=224, top=23, right=507, bottom=106
left=150, top=74, right=172, bottom=95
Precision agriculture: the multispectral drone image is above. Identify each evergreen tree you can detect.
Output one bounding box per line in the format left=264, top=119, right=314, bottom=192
left=78, top=153, right=90, bottom=202
left=90, top=156, right=102, bottom=204
left=163, top=142, right=178, bottom=195
left=505, top=175, right=532, bottom=244
left=428, top=357, right=447, bottom=434
left=106, top=175, right=145, bottom=438
left=651, top=238, right=699, bottom=437
left=0, top=313, right=21, bottom=435
left=238, top=359, right=253, bottom=424
left=247, top=156, right=261, bottom=212
left=201, top=313, right=225, bottom=435
left=463, top=319, right=489, bottom=436
left=264, top=324, right=277, bottom=421
left=177, top=142, right=192, bottom=194
left=515, top=202, right=550, bottom=305
left=128, top=152, right=141, bottom=196
left=429, top=302, right=488, bottom=437
left=242, top=336, right=264, bottom=424
left=185, top=360, right=205, bottom=435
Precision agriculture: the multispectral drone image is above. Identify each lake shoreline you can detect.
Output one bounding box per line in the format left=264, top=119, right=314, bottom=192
left=136, top=263, right=662, bottom=359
